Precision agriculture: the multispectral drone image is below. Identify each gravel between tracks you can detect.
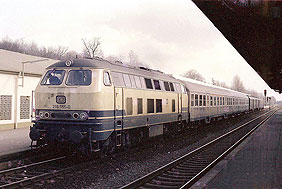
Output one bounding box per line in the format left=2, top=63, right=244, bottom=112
left=34, top=111, right=266, bottom=189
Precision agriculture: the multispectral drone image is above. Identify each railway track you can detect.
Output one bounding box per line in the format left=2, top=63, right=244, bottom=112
left=120, top=110, right=277, bottom=189
left=0, top=156, right=70, bottom=188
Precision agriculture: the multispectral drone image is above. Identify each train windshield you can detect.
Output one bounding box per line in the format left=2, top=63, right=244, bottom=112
left=41, top=70, right=65, bottom=85
left=66, top=70, right=92, bottom=86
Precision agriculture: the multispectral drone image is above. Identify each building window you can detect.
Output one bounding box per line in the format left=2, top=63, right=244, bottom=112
left=147, top=99, right=154, bottom=113
left=191, top=94, right=194, bottom=106
left=137, top=98, right=143, bottom=114
left=156, top=99, right=162, bottom=113
left=164, top=81, right=170, bottom=91
left=199, top=95, right=203, bottom=106
left=172, top=99, right=176, bottom=112
left=195, top=94, right=199, bottom=106
left=145, top=78, right=153, bottom=89
left=0, top=95, right=12, bottom=120
left=153, top=80, right=161, bottom=90
left=20, top=96, right=30, bottom=119
left=169, top=83, right=175, bottom=91
left=104, top=71, right=111, bottom=86
left=126, top=98, right=133, bottom=115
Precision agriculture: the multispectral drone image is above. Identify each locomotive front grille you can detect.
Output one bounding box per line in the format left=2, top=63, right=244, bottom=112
left=51, top=112, right=72, bottom=119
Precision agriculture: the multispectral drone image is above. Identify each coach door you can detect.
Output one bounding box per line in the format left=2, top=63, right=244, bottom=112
left=114, top=87, right=124, bottom=146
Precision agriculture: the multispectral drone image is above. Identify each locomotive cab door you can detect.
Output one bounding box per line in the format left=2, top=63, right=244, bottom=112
left=114, top=87, right=124, bottom=146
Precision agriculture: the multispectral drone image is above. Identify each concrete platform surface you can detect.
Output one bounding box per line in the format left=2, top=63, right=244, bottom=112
left=194, top=109, right=282, bottom=189
left=0, top=127, right=30, bottom=156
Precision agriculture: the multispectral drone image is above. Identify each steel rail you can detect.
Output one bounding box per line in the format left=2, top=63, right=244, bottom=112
left=0, top=156, right=66, bottom=188
left=120, top=110, right=277, bottom=189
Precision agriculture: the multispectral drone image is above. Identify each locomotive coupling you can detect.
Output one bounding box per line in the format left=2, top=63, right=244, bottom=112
left=69, top=131, right=84, bottom=144
left=29, top=127, right=41, bottom=141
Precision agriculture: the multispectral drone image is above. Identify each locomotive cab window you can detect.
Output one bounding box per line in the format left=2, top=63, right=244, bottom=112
left=123, top=74, right=132, bottom=87
left=126, top=98, right=133, bottom=115
left=145, top=78, right=153, bottom=89
left=169, top=82, right=175, bottom=91
left=153, top=80, right=161, bottom=90
left=104, top=71, right=111, bottom=86
left=41, top=70, right=65, bottom=85
left=156, top=99, right=162, bottom=113
left=147, top=99, right=154, bottom=113
left=66, top=70, right=91, bottom=86
left=164, top=81, right=170, bottom=91
left=137, top=98, right=143, bottom=114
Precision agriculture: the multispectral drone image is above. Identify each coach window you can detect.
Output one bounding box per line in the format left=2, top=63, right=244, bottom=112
left=172, top=99, right=176, bottom=112
left=129, top=75, right=137, bottom=88
left=191, top=94, right=194, bottom=106
left=220, top=97, right=222, bottom=106
left=223, top=97, right=225, bottom=105
left=145, top=78, right=153, bottom=89
left=169, top=82, right=175, bottom=92
left=104, top=71, right=111, bottom=86
left=232, top=98, right=234, bottom=105
left=195, top=94, right=199, bottom=106
left=214, top=97, right=216, bottom=106
left=203, top=95, right=206, bottom=106
left=217, top=97, right=219, bottom=106
left=199, top=95, right=203, bottom=106
left=134, top=76, right=142, bottom=88
left=147, top=99, right=154, bottom=113
left=126, top=98, right=133, bottom=115
left=153, top=80, right=161, bottom=90
left=137, top=98, right=143, bottom=114
left=111, top=72, right=125, bottom=87
left=156, top=99, right=162, bottom=113
left=210, top=96, right=213, bottom=106
left=164, top=81, right=170, bottom=91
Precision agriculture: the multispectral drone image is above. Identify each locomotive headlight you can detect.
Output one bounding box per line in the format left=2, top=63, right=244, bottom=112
left=80, top=112, right=88, bottom=120
left=44, top=112, right=50, bottom=118
left=73, top=113, right=79, bottom=119
left=39, top=112, right=44, bottom=118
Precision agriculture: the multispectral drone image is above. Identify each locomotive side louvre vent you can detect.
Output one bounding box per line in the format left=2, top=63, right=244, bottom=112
left=56, top=95, right=66, bottom=104
left=0, top=95, right=12, bottom=120
left=20, top=96, right=30, bottom=119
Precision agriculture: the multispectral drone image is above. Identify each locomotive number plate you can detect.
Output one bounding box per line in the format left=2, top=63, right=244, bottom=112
left=56, top=95, right=66, bottom=104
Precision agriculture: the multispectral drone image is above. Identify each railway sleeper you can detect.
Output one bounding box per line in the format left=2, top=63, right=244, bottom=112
left=151, top=178, right=185, bottom=186
left=167, top=170, right=197, bottom=176
left=171, top=167, right=201, bottom=174
left=162, top=172, right=192, bottom=179
left=156, top=175, right=188, bottom=182
left=144, top=182, right=180, bottom=189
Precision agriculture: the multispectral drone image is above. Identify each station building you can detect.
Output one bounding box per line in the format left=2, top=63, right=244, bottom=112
left=0, top=49, right=57, bottom=130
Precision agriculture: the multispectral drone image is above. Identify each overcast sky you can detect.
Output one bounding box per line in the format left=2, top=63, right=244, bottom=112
left=0, top=0, right=281, bottom=100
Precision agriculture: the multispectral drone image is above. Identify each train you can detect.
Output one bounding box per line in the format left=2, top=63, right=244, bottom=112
left=29, top=58, right=264, bottom=153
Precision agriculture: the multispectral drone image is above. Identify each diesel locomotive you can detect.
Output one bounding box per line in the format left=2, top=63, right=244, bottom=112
left=29, top=58, right=263, bottom=153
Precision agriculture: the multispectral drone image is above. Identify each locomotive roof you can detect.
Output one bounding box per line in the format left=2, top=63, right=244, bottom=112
left=47, top=58, right=180, bottom=83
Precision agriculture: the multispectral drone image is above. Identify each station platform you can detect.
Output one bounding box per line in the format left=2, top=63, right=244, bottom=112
left=0, top=127, right=30, bottom=157
left=193, top=109, right=282, bottom=188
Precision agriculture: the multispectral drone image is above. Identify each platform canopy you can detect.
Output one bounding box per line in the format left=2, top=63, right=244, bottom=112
left=192, top=0, right=282, bottom=93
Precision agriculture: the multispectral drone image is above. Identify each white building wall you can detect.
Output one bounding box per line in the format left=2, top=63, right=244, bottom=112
left=0, top=72, right=41, bottom=130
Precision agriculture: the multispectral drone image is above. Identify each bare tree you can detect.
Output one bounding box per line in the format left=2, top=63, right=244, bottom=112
left=106, top=55, right=125, bottom=64
left=82, top=37, right=103, bottom=58
left=182, top=69, right=206, bottom=82
left=231, top=75, right=245, bottom=92
left=211, top=78, right=229, bottom=88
